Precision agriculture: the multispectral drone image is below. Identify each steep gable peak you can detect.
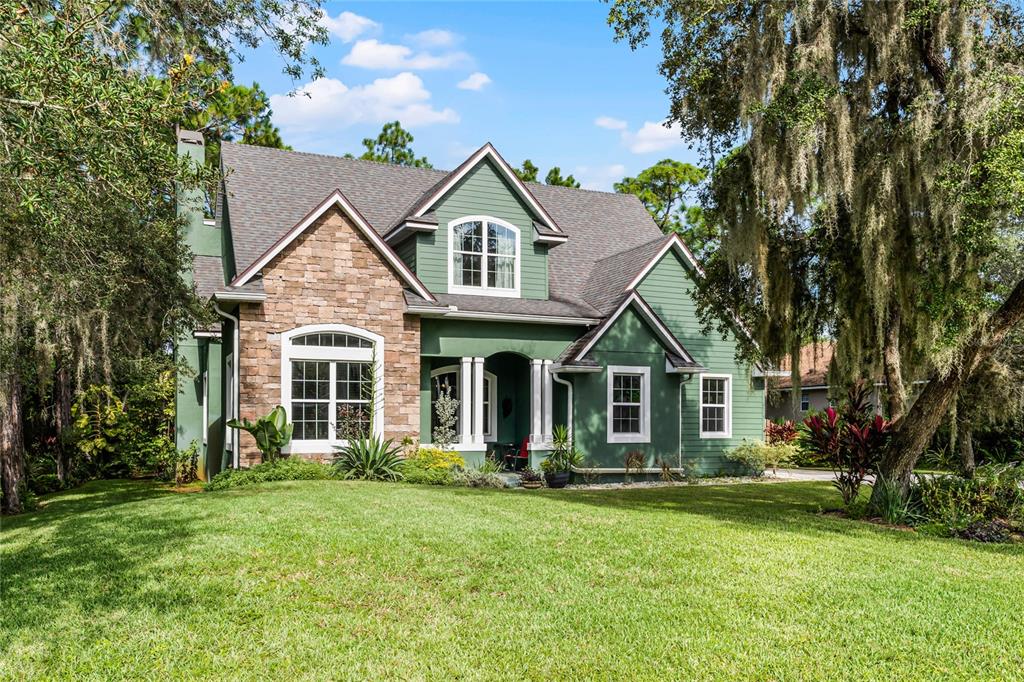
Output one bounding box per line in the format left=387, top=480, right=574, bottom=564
left=384, top=142, right=566, bottom=244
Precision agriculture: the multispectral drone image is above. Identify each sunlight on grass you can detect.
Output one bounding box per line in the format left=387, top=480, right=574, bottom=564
left=2, top=479, right=1022, bottom=679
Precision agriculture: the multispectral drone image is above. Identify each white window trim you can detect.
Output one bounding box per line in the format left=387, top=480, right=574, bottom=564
left=447, top=215, right=521, bottom=298
left=281, top=323, right=385, bottom=454
left=430, top=365, right=498, bottom=442
left=607, top=365, right=651, bottom=444
left=699, top=373, right=733, bottom=439
left=201, top=371, right=209, bottom=446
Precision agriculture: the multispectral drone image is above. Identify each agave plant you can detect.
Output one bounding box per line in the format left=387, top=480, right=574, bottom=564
left=332, top=436, right=405, bottom=481
left=227, top=405, right=293, bottom=464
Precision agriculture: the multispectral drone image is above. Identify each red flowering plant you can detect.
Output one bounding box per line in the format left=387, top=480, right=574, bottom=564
left=765, top=419, right=799, bottom=445
left=801, top=381, right=891, bottom=506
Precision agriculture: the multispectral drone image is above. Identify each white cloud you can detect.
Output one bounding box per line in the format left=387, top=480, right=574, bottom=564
left=342, top=39, right=471, bottom=70
left=406, top=29, right=458, bottom=48
left=575, top=163, right=627, bottom=191
left=594, top=116, right=628, bottom=131
left=457, top=72, right=492, bottom=91
left=319, top=11, right=379, bottom=43
left=623, top=121, right=684, bottom=154
left=269, top=73, right=459, bottom=135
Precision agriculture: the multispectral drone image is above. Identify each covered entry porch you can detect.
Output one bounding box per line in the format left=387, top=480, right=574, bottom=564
left=418, top=318, right=581, bottom=468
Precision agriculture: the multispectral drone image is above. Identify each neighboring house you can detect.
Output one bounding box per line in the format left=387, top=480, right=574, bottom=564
left=766, top=343, right=835, bottom=422
left=174, top=130, right=766, bottom=480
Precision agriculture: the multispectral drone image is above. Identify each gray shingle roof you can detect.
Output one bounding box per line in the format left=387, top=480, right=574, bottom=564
left=219, top=142, right=665, bottom=315
left=581, top=236, right=669, bottom=314
left=193, top=255, right=225, bottom=299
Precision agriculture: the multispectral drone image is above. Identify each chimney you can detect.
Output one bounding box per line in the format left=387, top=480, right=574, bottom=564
left=175, top=127, right=206, bottom=243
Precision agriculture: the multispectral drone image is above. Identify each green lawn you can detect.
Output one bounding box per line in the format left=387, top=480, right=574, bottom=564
left=3, top=480, right=1023, bottom=680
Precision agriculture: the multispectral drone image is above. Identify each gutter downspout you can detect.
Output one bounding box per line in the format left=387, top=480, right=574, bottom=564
left=678, top=374, right=694, bottom=469
left=213, top=301, right=240, bottom=469
left=551, top=371, right=573, bottom=441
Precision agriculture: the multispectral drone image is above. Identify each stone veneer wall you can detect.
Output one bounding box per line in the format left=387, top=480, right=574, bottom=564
left=237, top=206, right=420, bottom=466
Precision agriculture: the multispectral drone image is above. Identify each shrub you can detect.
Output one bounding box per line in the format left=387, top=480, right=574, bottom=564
left=870, top=474, right=922, bottom=525
left=227, top=405, right=293, bottom=464
left=332, top=436, right=404, bottom=481
left=519, top=467, right=542, bottom=483
left=915, top=464, right=1024, bottom=536
left=726, top=440, right=797, bottom=476
left=206, top=458, right=330, bottom=491
left=801, top=381, right=891, bottom=506
left=402, top=459, right=455, bottom=485
left=29, top=473, right=63, bottom=495
left=765, top=420, right=799, bottom=445
left=453, top=467, right=505, bottom=488
left=542, top=425, right=583, bottom=474
left=410, top=446, right=464, bottom=470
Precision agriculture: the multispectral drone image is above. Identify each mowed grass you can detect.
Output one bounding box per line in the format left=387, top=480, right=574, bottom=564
left=2, top=480, right=1023, bottom=680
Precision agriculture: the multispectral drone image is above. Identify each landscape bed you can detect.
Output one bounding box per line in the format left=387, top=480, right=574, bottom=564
left=2, top=479, right=1023, bottom=680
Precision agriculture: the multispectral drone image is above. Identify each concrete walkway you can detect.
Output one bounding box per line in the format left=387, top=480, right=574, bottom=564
left=769, top=468, right=876, bottom=484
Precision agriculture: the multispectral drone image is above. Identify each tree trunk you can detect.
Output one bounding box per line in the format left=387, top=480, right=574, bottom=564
left=873, top=277, right=1024, bottom=500
left=882, top=304, right=907, bottom=421
left=957, top=421, right=975, bottom=477
left=1, top=372, right=26, bottom=514
left=53, top=360, right=73, bottom=483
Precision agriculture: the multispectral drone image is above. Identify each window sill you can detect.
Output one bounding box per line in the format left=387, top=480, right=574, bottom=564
left=699, top=432, right=732, bottom=440
left=607, top=434, right=651, bottom=444
left=448, top=285, right=521, bottom=298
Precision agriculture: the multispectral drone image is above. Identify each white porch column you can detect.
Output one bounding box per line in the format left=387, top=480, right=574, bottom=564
left=459, top=356, right=472, bottom=445
left=472, top=357, right=485, bottom=445
left=542, top=360, right=554, bottom=443
left=530, top=359, right=543, bottom=444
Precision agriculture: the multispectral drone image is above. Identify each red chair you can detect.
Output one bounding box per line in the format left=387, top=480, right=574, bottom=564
left=514, top=437, right=530, bottom=471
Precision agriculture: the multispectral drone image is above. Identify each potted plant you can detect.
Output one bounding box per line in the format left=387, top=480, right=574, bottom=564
left=541, top=425, right=582, bottom=489
left=519, top=467, right=543, bottom=489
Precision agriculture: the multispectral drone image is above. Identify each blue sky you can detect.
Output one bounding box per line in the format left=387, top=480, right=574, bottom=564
left=233, top=1, right=700, bottom=190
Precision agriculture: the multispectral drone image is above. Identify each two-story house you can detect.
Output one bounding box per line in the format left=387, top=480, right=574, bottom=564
left=174, top=130, right=766, bottom=480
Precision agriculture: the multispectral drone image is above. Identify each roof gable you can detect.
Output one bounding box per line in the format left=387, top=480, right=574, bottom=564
left=228, top=189, right=435, bottom=302
left=391, top=143, right=565, bottom=239
left=565, top=292, right=699, bottom=367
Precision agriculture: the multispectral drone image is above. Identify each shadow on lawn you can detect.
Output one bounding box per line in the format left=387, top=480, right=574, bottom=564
left=1, top=479, right=206, bottom=646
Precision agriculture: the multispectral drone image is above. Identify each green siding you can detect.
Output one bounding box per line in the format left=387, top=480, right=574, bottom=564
left=413, top=159, right=549, bottom=299
left=570, top=307, right=683, bottom=469
left=175, top=337, right=224, bottom=481
left=420, top=318, right=580, bottom=360
left=637, top=250, right=765, bottom=473
left=395, top=237, right=416, bottom=272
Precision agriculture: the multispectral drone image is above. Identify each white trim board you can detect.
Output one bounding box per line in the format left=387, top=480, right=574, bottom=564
left=447, top=215, right=522, bottom=298
left=699, top=373, right=733, bottom=439
left=280, top=323, right=386, bottom=454
left=606, top=365, right=651, bottom=444
left=229, top=189, right=436, bottom=303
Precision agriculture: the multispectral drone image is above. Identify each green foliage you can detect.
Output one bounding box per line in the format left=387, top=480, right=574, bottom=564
left=544, top=166, right=580, bottom=188
left=869, top=475, right=922, bottom=526
left=614, top=159, right=712, bottom=256
left=726, top=440, right=797, bottom=477
left=70, top=385, right=127, bottom=472
left=228, top=406, right=293, bottom=464
left=401, top=459, right=455, bottom=486
left=452, top=467, right=505, bottom=488
left=357, top=121, right=432, bottom=167
left=917, top=464, right=1024, bottom=535
left=183, top=79, right=290, bottom=169
left=514, top=159, right=580, bottom=187
left=475, top=457, right=505, bottom=475
left=205, top=458, right=330, bottom=491
left=514, top=159, right=539, bottom=182
left=409, top=447, right=464, bottom=470
left=542, top=425, right=583, bottom=473
left=332, top=436, right=404, bottom=481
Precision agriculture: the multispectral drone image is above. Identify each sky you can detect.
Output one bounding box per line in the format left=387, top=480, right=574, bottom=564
left=231, top=0, right=702, bottom=190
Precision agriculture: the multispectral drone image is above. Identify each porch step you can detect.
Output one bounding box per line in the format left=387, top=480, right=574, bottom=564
left=497, top=472, right=521, bottom=488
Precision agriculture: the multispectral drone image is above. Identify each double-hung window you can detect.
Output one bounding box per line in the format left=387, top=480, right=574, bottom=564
left=449, top=217, right=519, bottom=296
left=282, top=325, right=383, bottom=453
left=700, top=374, right=732, bottom=438
left=607, top=366, right=650, bottom=443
